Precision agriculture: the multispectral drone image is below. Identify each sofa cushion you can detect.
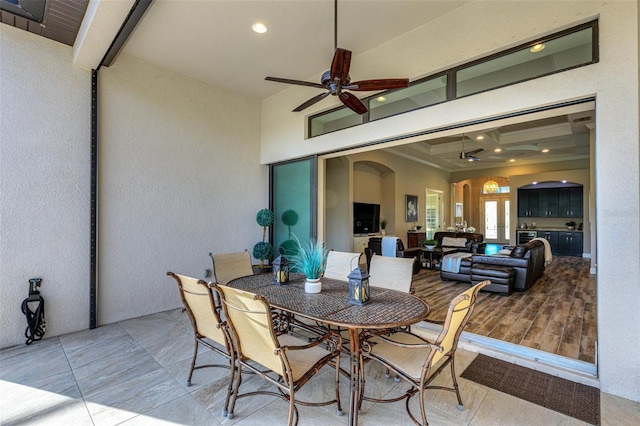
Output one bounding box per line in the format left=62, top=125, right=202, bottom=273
left=442, top=237, right=468, bottom=248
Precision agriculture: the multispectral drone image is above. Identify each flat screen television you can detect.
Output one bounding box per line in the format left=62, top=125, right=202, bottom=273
left=353, top=202, right=380, bottom=234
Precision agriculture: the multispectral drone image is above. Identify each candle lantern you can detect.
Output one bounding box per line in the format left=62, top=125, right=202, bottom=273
left=347, top=266, right=370, bottom=305
left=272, top=254, right=290, bottom=284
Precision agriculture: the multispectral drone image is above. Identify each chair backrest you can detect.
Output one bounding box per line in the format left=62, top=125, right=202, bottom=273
left=167, top=272, right=226, bottom=346
left=210, top=250, right=254, bottom=285
left=368, top=254, right=414, bottom=292
left=430, top=280, right=489, bottom=367
left=217, top=285, right=284, bottom=376
left=323, top=250, right=362, bottom=281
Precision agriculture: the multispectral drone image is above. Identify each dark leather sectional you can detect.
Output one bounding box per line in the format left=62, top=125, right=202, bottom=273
left=441, top=239, right=546, bottom=293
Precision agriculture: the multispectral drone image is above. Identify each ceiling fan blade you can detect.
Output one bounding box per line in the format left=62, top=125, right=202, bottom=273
left=265, top=76, right=325, bottom=89
left=292, top=91, right=331, bottom=112
left=466, top=148, right=484, bottom=156
left=330, top=48, right=352, bottom=82
left=339, top=92, right=368, bottom=115
left=347, top=78, right=410, bottom=91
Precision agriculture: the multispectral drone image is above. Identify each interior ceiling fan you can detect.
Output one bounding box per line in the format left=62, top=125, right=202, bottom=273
left=459, top=135, right=484, bottom=161
left=264, top=0, right=409, bottom=115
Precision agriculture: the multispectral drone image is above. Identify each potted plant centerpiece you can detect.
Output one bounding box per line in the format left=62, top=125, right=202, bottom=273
left=253, top=208, right=274, bottom=273
left=422, top=239, right=438, bottom=250
left=380, top=219, right=388, bottom=235
left=290, top=235, right=329, bottom=293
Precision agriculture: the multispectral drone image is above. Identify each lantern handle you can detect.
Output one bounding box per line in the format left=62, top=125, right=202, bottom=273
left=349, top=255, right=360, bottom=271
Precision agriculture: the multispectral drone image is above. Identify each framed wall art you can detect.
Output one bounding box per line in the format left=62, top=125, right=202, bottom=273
left=405, top=194, right=418, bottom=222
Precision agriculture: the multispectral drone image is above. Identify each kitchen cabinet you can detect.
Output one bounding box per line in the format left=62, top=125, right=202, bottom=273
left=537, top=188, right=559, bottom=217
left=559, top=187, right=583, bottom=218
left=556, top=231, right=583, bottom=256
left=539, top=231, right=559, bottom=254
left=517, top=189, right=539, bottom=217
left=407, top=232, right=425, bottom=248
left=518, top=186, right=583, bottom=218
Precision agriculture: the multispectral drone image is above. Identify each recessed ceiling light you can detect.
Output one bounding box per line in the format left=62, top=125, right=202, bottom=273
left=509, top=158, right=516, bottom=162
left=494, top=148, right=502, bottom=153
left=541, top=148, right=550, bottom=153
left=476, top=135, right=485, bottom=140
left=376, top=96, right=387, bottom=102
left=252, top=22, right=267, bottom=33
left=530, top=43, right=545, bottom=53
left=562, top=180, right=567, bottom=183
left=533, top=181, right=538, bottom=185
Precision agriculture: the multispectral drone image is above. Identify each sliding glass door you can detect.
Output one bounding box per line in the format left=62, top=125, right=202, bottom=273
left=270, top=157, right=317, bottom=257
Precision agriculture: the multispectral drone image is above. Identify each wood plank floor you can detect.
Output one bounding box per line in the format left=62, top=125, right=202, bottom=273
left=411, top=255, right=596, bottom=364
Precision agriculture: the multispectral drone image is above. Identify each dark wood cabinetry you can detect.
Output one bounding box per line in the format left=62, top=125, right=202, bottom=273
left=517, top=189, right=539, bottom=217
left=518, top=186, right=583, bottom=218
left=407, top=232, right=425, bottom=248
left=558, top=187, right=583, bottom=217
left=537, top=188, right=559, bottom=217
left=556, top=231, right=583, bottom=256
left=539, top=231, right=559, bottom=253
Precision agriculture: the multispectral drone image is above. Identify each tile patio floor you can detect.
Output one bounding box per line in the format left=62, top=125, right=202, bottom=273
left=1, top=309, right=639, bottom=425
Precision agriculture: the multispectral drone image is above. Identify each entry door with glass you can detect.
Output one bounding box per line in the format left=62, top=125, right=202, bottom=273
left=425, top=190, right=443, bottom=239
left=480, top=195, right=510, bottom=244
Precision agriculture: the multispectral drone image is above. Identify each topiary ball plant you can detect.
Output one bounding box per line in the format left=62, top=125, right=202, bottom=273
left=253, top=208, right=274, bottom=268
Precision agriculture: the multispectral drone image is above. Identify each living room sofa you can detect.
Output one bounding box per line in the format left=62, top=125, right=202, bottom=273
left=366, top=237, right=421, bottom=275
left=433, top=231, right=486, bottom=254
left=440, top=239, right=546, bottom=292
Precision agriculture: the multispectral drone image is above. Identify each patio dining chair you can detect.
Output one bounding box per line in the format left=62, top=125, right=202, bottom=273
left=361, top=280, right=490, bottom=425
left=209, top=250, right=254, bottom=285
left=323, top=250, right=362, bottom=281
left=167, top=272, right=236, bottom=417
left=368, top=254, right=414, bottom=293
left=217, top=284, right=343, bottom=424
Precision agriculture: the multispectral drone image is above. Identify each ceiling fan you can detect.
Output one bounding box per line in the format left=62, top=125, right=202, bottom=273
left=459, top=135, right=484, bottom=161
left=264, top=0, right=409, bottom=115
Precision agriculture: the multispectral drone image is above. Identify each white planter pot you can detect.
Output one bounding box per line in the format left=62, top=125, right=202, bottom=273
left=305, top=278, right=322, bottom=293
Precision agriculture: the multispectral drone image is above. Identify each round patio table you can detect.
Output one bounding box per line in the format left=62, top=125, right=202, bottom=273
left=228, top=273, right=430, bottom=426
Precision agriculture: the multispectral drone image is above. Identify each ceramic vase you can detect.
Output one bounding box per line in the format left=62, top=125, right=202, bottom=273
left=305, top=278, right=321, bottom=293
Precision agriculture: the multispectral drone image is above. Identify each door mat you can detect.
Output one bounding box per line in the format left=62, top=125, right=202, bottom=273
left=460, top=354, right=600, bottom=425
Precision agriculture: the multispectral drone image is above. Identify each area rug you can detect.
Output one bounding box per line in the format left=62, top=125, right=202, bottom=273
left=461, top=354, right=600, bottom=425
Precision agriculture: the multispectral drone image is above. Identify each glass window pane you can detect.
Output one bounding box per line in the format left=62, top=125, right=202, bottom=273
left=272, top=159, right=315, bottom=268
left=504, top=200, right=510, bottom=240
left=369, top=76, right=447, bottom=121
left=485, top=200, right=498, bottom=239
left=457, top=28, right=593, bottom=97
left=310, top=107, right=362, bottom=137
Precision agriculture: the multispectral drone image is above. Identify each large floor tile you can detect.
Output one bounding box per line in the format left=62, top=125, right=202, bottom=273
left=0, top=369, right=86, bottom=425
left=469, top=388, right=585, bottom=425
left=600, top=392, right=640, bottom=425
left=83, top=368, right=187, bottom=426
left=59, top=323, right=134, bottom=369
left=72, top=339, right=161, bottom=396
left=0, top=337, right=70, bottom=382
left=120, top=394, right=221, bottom=425
left=119, top=311, right=187, bottom=347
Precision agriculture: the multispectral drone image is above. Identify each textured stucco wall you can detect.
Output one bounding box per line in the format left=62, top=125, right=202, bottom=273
left=1, top=26, right=265, bottom=347
left=260, top=1, right=640, bottom=403
left=97, top=54, right=265, bottom=325
left=1, top=26, right=91, bottom=348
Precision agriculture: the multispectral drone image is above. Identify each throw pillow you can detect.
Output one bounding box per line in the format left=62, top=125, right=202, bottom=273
left=510, top=246, right=527, bottom=258
left=442, top=237, right=468, bottom=247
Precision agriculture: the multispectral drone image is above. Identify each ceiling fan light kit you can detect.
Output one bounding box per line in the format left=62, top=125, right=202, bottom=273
left=264, top=0, right=409, bottom=114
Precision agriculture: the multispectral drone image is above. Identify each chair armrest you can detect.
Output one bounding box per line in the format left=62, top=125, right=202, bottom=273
left=278, top=330, right=342, bottom=353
